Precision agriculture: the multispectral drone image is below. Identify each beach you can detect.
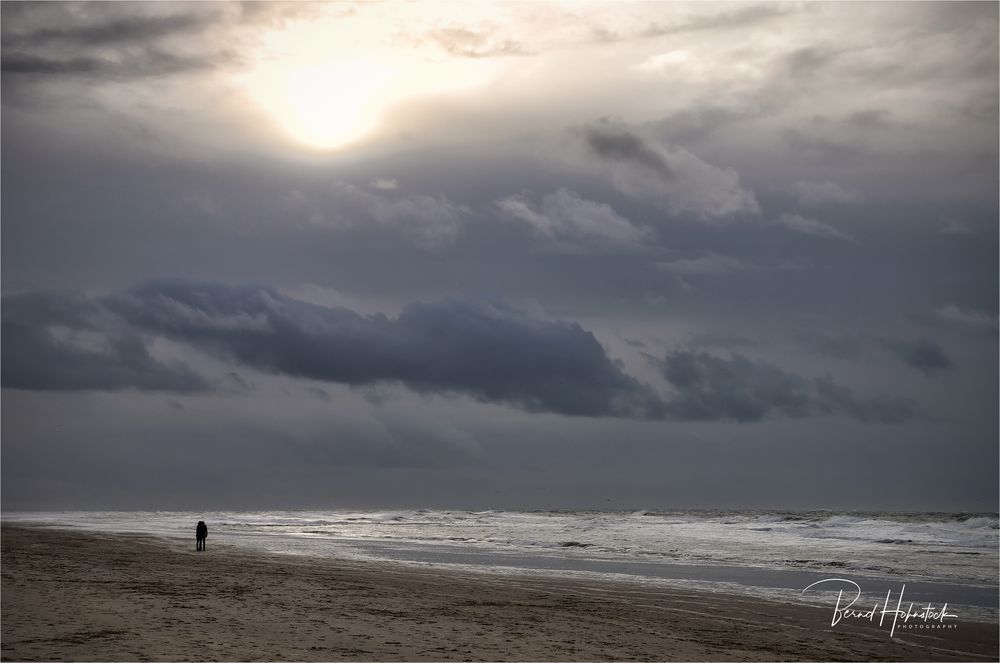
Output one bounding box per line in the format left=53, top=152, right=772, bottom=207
left=2, top=525, right=996, bottom=661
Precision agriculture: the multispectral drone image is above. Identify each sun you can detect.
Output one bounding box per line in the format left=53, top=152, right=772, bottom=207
left=239, top=7, right=506, bottom=151
left=246, top=59, right=397, bottom=150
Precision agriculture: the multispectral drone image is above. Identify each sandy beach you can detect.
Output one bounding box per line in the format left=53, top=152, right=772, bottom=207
left=1, top=525, right=996, bottom=662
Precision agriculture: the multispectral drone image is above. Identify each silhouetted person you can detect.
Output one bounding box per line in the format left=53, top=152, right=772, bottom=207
left=196, top=520, right=208, bottom=551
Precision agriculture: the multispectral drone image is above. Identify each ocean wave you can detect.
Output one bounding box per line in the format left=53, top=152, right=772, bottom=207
left=4, top=509, right=996, bottom=587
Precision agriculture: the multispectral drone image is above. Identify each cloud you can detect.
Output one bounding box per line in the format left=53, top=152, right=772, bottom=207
left=3, top=12, right=216, bottom=47
left=772, top=213, right=855, bottom=242
left=631, top=50, right=694, bottom=75
left=656, top=253, right=746, bottom=275
left=1, top=53, right=113, bottom=75
left=659, top=350, right=917, bottom=423
left=684, top=332, right=762, bottom=349
left=0, top=49, right=221, bottom=79
left=428, top=26, right=532, bottom=58
left=660, top=350, right=812, bottom=422
left=495, top=188, right=652, bottom=249
left=3, top=283, right=926, bottom=425
left=784, top=46, right=839, bottom=77
left=878, top=338, right=954, bottom=377
left=370, top=178, right=399, bottom=191
left=577, top=121, right=760, bottom=219
left=583, top=123, right=672, bottom=177
left=791, top=180, right=861, bottom=206
left=845, top=109, right=891, bottom=130
left=110, top=282, right=664, bottom=418
left=3, top=282, right=663, bottom=419
left=936, top=305, right=999, bottom=335
left=796, top=329, right=955, bottom=377
left=595, top=4, right=789, bottom=43
left=794, top=329, right=866, bottom=359
left=291, top=182, right=469, bottom=249
left=1, top=291, right=206, bottom=392
left=652, top=106, right=757, bottom=143
left=0, top=4, right=229, bottom=82
left=781, top=128, right=860, bottom=162
left=812, top=377, right=916, bottom=424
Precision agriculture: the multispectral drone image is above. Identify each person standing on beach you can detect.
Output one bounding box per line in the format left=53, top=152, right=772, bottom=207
left=196, top=521, right=208, bottom=551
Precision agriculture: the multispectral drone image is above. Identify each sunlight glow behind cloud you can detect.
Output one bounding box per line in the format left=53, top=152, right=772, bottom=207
left=238, top=8, right=504, bottom=149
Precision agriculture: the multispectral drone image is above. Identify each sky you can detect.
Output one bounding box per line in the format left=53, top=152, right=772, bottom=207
left=2, top=1, right=997, bottom=512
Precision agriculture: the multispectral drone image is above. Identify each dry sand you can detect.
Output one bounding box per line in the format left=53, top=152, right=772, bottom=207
left=1, top=524, right=996, bottom=661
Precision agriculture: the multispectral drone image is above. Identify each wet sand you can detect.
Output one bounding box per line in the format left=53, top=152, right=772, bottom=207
left=2, top=524, right=996, bottom=661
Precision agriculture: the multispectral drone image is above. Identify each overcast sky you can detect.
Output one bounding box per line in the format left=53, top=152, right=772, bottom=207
left=2, top=1, right=997, bottom=511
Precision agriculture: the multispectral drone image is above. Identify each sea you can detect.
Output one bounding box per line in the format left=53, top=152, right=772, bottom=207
left=4, top=509, right=998, bottom=621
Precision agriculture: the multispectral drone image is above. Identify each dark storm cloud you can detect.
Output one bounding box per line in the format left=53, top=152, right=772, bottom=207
left=1, top=291, right=206, bottom=392
left=795, top=330, right=955, bottom=377
left=659, top=350, right=917, bottom=423
left=0, top=49, right=220, bottom=78
left=2, top=282, right=662, bottom=418
left=2, top=283, right=923, bottom=425
left=2, top=12, right=216, bottom=48
left=878, top=338, right=954, bottom=377
left=1, top=53, right=112, bottom=75
left=812, top=377, right=916, bottom=425
left=106, top=281, right=664, bottom=418
left=0, top=4, right=231, bottom=84
left=581, top=122, right=672, bottom=177
left=660, top=350, right=812, bottom=422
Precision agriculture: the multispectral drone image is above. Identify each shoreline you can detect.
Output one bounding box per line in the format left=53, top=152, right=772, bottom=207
left=2, top=524, right=997, bottom=661
left=6, top=514, right=997, bottom=621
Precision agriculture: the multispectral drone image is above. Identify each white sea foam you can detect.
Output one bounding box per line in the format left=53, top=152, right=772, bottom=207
left=4, top=509, right=997, bottom=598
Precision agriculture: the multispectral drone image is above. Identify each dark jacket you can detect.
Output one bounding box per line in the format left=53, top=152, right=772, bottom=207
left=196, top=522, right=208, bottom=539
